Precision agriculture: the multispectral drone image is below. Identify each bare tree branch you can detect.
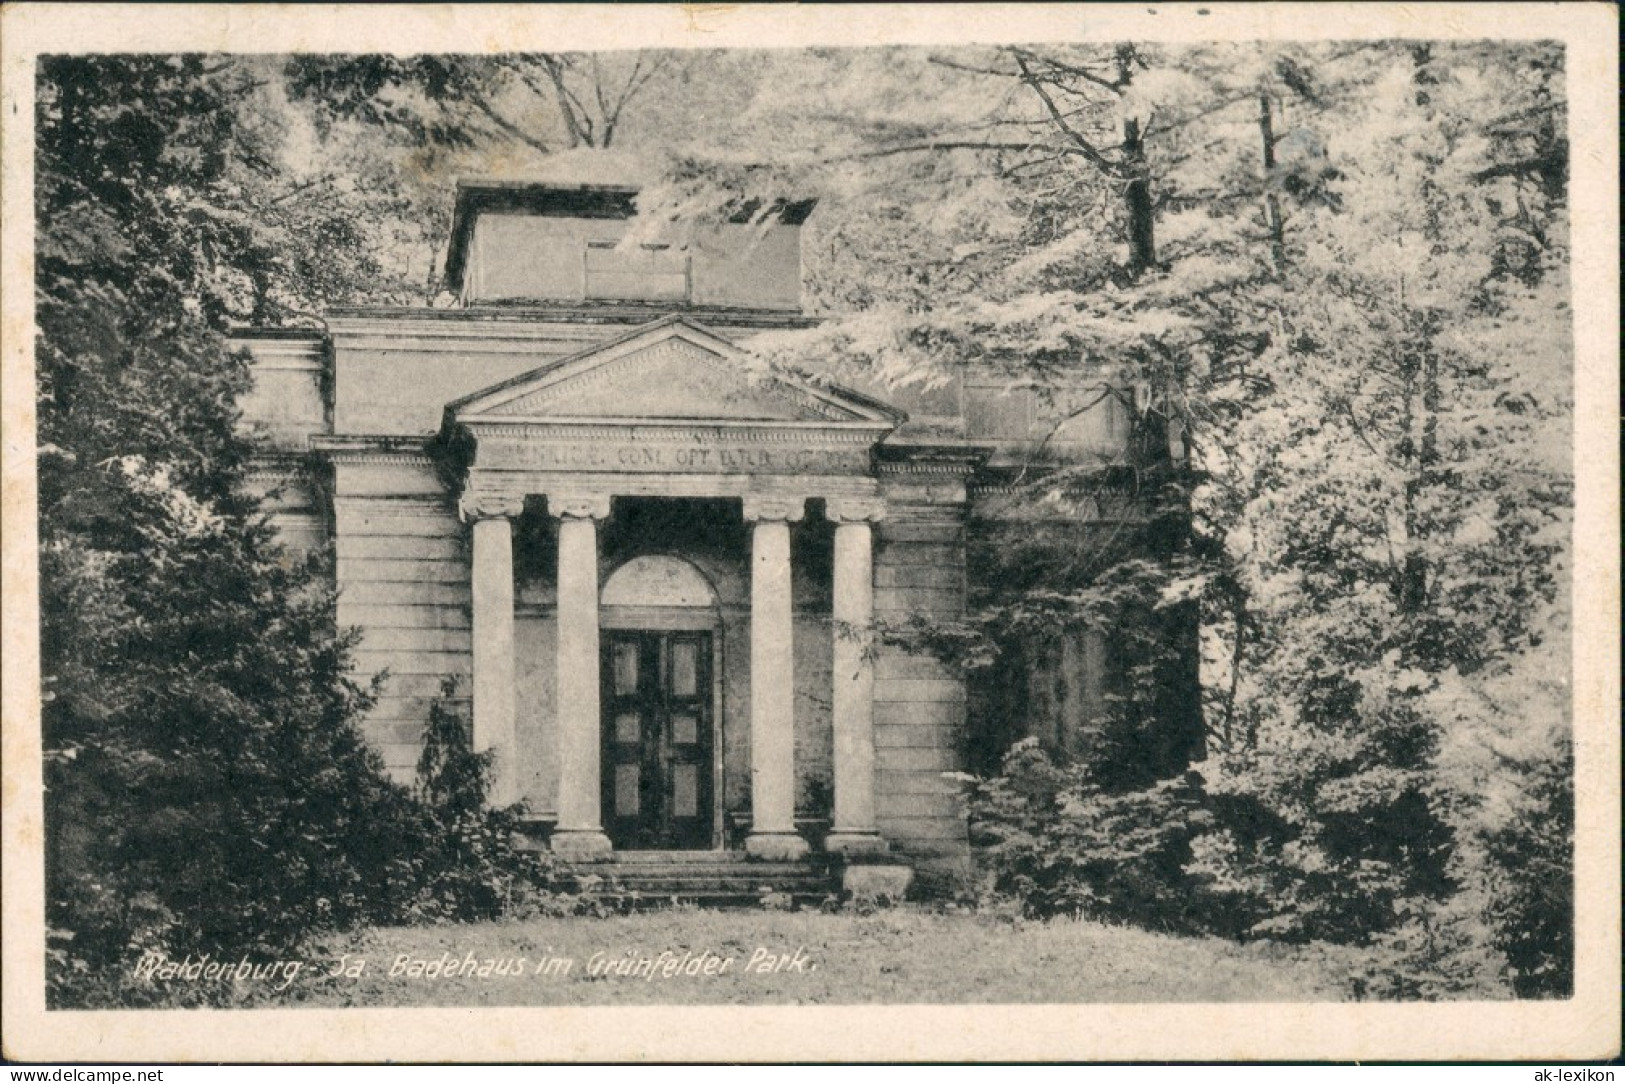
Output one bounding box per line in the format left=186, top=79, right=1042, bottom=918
left=815, top=139, right=1051, bottom=163
left=537, top=55, right=594, bottom=147
left=602, top=53, right=669, bottom=147
left=1010, top=47, right=1128, bottom=95
left=267, top=173, right=339, bottom=206
left=927, top=55, right=1021, bottom=79
left=467, top=95, right=551, bottom=155
left=1013, top=54, right=1125, bottom=178
left=590, top=55, right=611, bottom=127
left=616, top=54, right=669, bottom=115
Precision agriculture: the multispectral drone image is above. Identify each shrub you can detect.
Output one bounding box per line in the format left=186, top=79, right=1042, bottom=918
left=962, top=738, right=1220, bottom=932
left=404, top=679, right=577, bottom=923
left=1476, top=741, right=1573, bottom=997
left=1184, top=811, right=1435, bottom=947
left=41, top=504, right=441, bottom=1007
left=44, top=669, right=578, bottom=1008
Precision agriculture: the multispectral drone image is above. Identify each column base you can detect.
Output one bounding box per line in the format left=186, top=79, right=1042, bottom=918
left=744, top=832, right=810, bottom=861
left=549, top=829, right=613, bottom=859
left=824, top=831, right=890, bottom=857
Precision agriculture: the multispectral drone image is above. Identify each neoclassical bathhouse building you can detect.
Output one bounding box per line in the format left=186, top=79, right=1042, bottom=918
left=235, top=180, right=1196, bottom=889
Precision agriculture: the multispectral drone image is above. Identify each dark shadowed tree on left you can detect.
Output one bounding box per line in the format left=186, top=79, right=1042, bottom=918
left=36, top=54, right=432, bottom=1007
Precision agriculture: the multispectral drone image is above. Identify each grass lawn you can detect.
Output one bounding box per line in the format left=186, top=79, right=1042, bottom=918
left=275, top=907, right=1354, bottom=1007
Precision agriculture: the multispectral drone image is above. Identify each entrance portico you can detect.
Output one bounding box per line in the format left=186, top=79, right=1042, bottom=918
left=446, top=317, right=903, bottom=858
left=237, top=174, right=1174, bottom=894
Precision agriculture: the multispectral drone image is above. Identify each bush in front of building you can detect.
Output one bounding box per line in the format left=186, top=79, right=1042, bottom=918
left=962, top=738, right=1227, bottom=934
left=44, top=664, right=577, bottom=1008
left=965, top=730, right=1536, bottom=999
left=401, top=679, right=580, bottom=924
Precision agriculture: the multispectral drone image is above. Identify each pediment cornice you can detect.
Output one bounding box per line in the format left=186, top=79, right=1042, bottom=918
left=449, top=315, right=902, bottom=430
left=442, top=317, right=902, bottom=480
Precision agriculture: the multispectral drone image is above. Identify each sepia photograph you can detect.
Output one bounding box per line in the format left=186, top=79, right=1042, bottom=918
left=1, top=2, right=1618, bottom=1064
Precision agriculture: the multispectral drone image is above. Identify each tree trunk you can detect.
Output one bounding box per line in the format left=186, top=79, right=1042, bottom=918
left=1122, top=115, right=1157, bottom=277
left=1259, top=93, right=1286, bottom=273
left=1223, top=590, right=1247, bottom=750
left=1399, top=45, right=1443, bottom=618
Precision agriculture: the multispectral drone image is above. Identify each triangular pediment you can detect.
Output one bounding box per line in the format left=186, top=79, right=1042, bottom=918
left=449, top=317, right=901, bottom=427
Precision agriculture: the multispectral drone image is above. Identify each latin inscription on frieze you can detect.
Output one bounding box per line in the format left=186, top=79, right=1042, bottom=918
left=480, top=437, right=869, bottom=475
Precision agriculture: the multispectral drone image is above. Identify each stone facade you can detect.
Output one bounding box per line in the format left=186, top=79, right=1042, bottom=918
left=234, top=180, right=1163, bottom=874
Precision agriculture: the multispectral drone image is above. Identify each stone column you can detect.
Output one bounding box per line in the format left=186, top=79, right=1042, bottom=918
left=742, top=496, right=808, bottom=860
left=460, top=492, right=525, bottom=808
left=825, top=496, right=888, bottom=855
left=549, top=493, right=613, bottom=858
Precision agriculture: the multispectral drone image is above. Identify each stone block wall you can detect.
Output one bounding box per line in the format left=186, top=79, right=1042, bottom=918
left=871, top=476, right=972, bottom=868
left=332, top=458, right=472, bottom=785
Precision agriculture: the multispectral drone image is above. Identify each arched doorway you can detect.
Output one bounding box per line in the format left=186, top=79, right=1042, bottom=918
left=599, top=555, right=722, bottom=850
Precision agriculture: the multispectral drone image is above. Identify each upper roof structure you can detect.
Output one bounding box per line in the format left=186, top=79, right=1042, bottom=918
left=443, top=179, right=817, bottom=301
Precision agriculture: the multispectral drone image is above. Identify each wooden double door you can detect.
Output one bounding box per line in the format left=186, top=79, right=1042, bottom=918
left=601, top=630, right=716, bottom=850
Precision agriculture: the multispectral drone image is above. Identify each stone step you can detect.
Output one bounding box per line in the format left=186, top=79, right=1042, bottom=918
left=572, top=868, right=833, bottom=886
left=599, top=850, right=760, bottom=865
left=588, top=879, right=833, bottom=895
left=549, top=849, right=911, bottom=908
left=560, top=850, right=839, bottom=906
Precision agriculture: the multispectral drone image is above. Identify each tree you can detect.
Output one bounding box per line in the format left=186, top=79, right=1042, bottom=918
left=651, top=43, right=1573, bottom=986
left=284, top=52, right=676, bottom=156
left=36, top=54, right=429, bottom=1006
left=1187, top=41, right=1572, bottom=991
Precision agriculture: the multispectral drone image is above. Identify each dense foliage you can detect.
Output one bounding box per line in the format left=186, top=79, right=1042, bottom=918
left=38, top=55, right=411, bottom=1006
left=961, top=740, right=1221, bottom=931
left=607, top=41, right=1572, bottom=996
left=1187, top=43, right=1573, bottom=995
left=408, top=679, right=577, bottom=922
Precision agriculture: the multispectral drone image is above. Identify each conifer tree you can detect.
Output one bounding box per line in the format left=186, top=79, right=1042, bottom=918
left=37, top=54, right=425, bottom=1006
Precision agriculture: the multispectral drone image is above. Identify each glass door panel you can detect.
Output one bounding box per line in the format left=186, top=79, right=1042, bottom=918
left=600, top=630, right=714, bottom=849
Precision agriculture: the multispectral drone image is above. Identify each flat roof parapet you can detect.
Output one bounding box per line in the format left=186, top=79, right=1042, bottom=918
left=324, top=304, right=823, bottom=330
left=443, top=178, right=816, bottom=295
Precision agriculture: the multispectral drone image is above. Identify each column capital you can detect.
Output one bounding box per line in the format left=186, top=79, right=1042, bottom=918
left=547, top=493, right=612, bottom=521
left=741, top=496, right=806, bottom=524
left=459, top=492, right=526, bottom=523
left=826, top=496, right=887, bottom=524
